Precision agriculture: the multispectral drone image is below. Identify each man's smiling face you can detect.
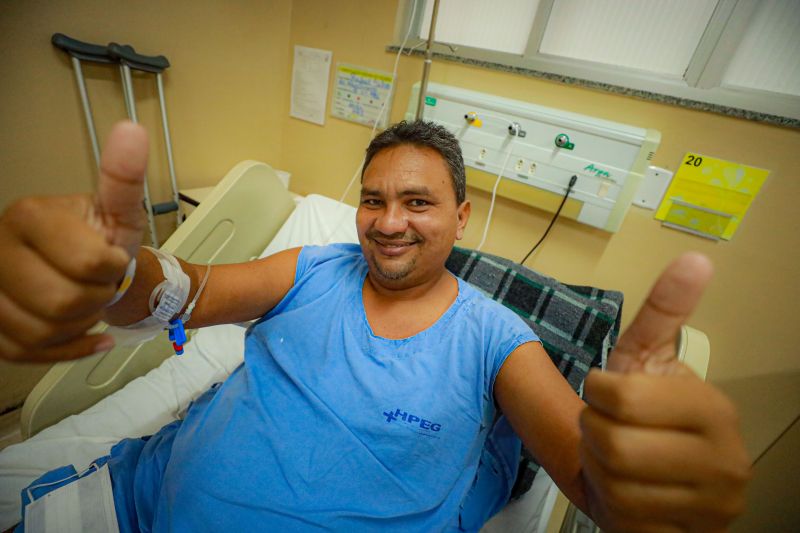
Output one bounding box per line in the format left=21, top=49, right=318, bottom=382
left=357, top=144, right=470, bottom=289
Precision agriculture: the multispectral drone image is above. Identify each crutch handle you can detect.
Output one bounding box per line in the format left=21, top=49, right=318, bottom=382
left=151, top=201, right=179, bottom=216
left=108, top=42, right=170, bottom=73
left=51, top=33, right=115, bottom=64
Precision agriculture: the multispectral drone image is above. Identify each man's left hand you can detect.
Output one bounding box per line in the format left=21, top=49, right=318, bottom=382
left=580, top=253, right=751, bottom=532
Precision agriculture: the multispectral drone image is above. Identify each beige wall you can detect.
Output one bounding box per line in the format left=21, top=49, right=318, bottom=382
left=0, top=0, right=293, bottom=410
left=732, top=416, right=800, bottom=533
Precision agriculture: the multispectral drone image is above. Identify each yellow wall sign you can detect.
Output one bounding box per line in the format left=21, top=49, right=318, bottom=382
left=655, top=153, right=769, bottom=240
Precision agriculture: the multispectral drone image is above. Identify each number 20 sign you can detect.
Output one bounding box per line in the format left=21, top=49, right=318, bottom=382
left=654, top=152, right=769, bottom=241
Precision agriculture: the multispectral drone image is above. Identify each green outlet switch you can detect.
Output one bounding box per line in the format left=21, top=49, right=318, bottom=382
left=555, top=133, right=574, bottom=150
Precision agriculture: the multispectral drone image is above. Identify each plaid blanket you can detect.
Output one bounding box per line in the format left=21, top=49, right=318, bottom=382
left=445, top=247, right=624, bottom=499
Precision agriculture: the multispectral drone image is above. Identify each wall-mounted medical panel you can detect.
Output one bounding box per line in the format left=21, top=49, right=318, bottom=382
left=406, top=83, right=660, bottom=232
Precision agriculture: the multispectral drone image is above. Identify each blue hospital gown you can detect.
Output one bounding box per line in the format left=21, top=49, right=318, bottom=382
left=22, top=244, right=539, bottom=532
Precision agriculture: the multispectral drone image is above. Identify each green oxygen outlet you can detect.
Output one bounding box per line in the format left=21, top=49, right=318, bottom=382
left=555, top=133, right=575, bottom=150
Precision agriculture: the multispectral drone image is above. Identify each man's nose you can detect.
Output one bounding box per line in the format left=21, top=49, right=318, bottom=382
left=374, top=202, right=408, bottom=235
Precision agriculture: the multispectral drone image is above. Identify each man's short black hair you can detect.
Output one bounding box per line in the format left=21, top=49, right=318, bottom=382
left=362, top=120, right=466, bottom=205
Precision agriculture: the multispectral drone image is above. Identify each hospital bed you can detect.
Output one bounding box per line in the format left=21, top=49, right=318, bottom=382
left=0, top=161, right=711, bottom=532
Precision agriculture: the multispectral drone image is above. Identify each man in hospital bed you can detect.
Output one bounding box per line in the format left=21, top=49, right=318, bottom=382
left=0, top=120, right=749, bottom=531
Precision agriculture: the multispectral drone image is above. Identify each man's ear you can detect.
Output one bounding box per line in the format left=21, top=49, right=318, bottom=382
left=455, top=200, right=471, bottom=240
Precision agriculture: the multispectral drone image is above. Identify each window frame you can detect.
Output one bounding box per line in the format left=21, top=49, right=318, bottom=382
left=394, top=0, right=800, bottom=124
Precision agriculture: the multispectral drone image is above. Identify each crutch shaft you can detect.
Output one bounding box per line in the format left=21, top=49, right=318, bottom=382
left=156, top=73, right=183, bottom=225
left=121, top=64, right=159, bottom=247
left=70, top=57, right=102, bottom=172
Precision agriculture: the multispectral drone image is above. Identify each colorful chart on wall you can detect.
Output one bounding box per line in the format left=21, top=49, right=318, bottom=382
left=655, top=152, right=769, bottom=240
left=331, top=63, right=394, bottom=129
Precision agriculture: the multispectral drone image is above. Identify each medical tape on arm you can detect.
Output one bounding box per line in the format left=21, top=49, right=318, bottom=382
left=166, top=262, right=211, bottom=356
left=146, top=246, right=191, bottom=322
left=105, top=247, right=191, bottom=346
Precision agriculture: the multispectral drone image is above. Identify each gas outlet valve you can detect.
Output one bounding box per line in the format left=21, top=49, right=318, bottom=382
left=508, top=122, right=527, bottom=137
left=555, top=133, right=574, bottom=150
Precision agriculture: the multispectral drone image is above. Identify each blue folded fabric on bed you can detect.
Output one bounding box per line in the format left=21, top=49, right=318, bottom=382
left=16, top=428, right=172, bottom=533
left=15, top=385, right=220, bottom=533
left=15, top=462, right=109, bottom=532
left=16, top=443, right=139, bottom=533
left=445, top=247, right=624, bottom=500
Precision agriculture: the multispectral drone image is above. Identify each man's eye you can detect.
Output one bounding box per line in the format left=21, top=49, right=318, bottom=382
left=408, top=199, right=429, bottom=208
left=361, top=198, right=381, bottom=207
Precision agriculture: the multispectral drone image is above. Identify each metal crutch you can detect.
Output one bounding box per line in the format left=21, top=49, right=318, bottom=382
left=108, top=43, right=183, bottom=247
left=51, top=33, right=116, bottom=182
left=51, top=35, right=160, bottom=246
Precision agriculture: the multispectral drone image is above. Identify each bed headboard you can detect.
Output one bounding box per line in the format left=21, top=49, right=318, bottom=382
left=20, top=161, right=296, bottom=438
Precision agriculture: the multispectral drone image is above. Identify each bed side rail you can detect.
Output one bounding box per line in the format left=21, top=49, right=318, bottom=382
left=20, top=161, right=295, bottom=438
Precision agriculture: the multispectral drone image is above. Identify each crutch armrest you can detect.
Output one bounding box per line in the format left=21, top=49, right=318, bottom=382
left=108, top=42, right=170, bottom=73
left=51, top=33, right=114, bottom=64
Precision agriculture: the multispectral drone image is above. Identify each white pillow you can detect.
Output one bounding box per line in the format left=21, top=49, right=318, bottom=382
left=259, top=194, right=358, bottom=257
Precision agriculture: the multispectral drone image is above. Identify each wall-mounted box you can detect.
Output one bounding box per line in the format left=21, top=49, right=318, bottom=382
left=406, top=83, right=660, bottom=232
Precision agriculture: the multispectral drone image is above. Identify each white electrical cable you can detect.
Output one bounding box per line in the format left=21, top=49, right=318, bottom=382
left=337, top=159, right=366, bottom=206
left=405, top=40, right=426, bottom=55
left=324, top=0, right=420, bottom=245
left=476, top=140, right=515, bottom=251
left=336, top=0, right=419, bottom=206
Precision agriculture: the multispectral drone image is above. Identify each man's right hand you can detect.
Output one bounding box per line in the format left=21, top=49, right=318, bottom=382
left=0, top=121, right=149, bottom=362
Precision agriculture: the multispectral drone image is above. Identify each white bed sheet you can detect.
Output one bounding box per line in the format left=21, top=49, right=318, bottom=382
left=0, top=193, right=556, bottom=532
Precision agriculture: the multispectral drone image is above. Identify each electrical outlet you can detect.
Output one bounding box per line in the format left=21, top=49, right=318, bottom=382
left=479, top=148, right=487, bottom=160
left=634, top=166, right=674, bottom=209
left=515, top=159, right=524, bottom=171
left=529, top=163, right=537, bottom=174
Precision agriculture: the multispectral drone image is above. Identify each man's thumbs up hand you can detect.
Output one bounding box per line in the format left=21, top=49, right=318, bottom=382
left=579, top=254, right=751, bottom=531
left=0, top=121, right=149, bottom=362
left=94, top=121, right=148, bottom=259
left=607, top=252, right=713, bottom=375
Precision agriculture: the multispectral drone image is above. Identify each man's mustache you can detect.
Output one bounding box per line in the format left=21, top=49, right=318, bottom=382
left=366, top=229, right=423, bottom=244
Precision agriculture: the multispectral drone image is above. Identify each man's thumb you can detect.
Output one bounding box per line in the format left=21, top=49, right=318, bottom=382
left=607, top=253, right=713, bottom=374
left=96, top=121, right=149, bottom=252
